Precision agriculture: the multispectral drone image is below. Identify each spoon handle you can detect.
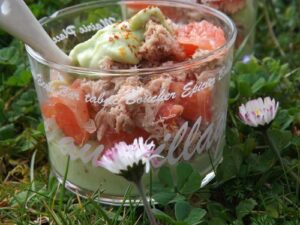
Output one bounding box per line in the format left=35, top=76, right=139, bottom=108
left=0, top=0, right=71, bottom=65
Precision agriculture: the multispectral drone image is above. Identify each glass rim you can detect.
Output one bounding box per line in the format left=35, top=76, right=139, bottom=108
left=25, top=0, right=237, bottom=77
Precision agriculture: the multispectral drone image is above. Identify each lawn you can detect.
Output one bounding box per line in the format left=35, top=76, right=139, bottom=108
left=0, top=0, right=300, bottom=224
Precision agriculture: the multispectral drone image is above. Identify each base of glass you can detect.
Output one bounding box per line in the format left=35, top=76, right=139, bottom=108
left=52, top=166, right=218, bottom=206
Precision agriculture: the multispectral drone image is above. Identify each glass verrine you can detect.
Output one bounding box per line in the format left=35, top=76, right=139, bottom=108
left=25, top=0, right=236, bottom=205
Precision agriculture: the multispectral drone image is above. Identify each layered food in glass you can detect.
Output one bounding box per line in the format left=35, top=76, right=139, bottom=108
left=26, top=1, right=236, bottom=204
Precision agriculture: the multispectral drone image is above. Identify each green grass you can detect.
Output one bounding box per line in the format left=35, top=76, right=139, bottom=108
left=1, top=0, right=300, bottom=224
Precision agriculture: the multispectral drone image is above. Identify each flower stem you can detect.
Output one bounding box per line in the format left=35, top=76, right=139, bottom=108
left=135, top=180, right=158, bottom=225
left=59, top=156, right=70, bottom=211
left=263, top=130, right=291, bottom=193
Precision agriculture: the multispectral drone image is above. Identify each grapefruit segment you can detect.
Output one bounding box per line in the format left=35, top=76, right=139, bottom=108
left=176, top=21, right=226, bottom=57
left=41, top=85, right=90, bottom=145
left=169, top=81, right=213, bottom=123
left=54, top=102, right=89, bottom=145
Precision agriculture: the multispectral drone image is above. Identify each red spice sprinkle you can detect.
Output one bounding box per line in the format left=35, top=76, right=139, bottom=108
left=114, top=35, right=119, bottom=39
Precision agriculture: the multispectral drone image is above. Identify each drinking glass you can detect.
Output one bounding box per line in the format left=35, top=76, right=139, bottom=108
left=26, top=0, right=236, bottom=205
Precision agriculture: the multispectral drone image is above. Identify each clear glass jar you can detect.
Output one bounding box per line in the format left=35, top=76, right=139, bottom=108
left=199, top=0, right=257, bottom=56
left=26, top=0, right=236, bottom=205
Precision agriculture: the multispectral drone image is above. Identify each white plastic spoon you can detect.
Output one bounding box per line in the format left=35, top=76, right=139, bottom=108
left=0, top=0, right=71, bottom=65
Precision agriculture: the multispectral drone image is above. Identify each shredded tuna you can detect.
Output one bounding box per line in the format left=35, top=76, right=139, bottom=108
left=83, top=119, right=97, bottom=134
left=80, top=79, right=113, bottom=98
left=146, top=74, right=173, bottom=93
left=96, top=121, right=108, bottom=142
left=139, top=20, right=185, bottom=64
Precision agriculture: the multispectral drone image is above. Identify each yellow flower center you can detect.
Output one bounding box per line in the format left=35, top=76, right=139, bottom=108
left=255, top=109, right=261, bottom=117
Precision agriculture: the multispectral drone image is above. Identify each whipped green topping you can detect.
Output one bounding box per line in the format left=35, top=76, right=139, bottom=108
left=70, top=7, right=170, bottom=68
left=70, top=22, right=143, bottom=67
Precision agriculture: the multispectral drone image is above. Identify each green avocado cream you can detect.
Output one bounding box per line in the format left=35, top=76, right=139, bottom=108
left=69, top=7, right=171, bottom=68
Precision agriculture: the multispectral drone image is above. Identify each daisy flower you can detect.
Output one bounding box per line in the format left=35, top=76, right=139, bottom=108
left=97, top=137, right=160, bottom=182
left=238, top=97, right=279, bottom=127
left=97, top=137, right=160, bottom=225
